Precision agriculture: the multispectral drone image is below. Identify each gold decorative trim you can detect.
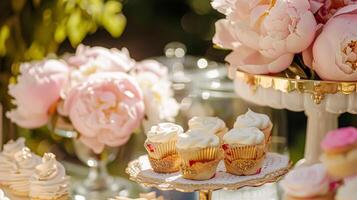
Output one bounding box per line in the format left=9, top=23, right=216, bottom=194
left=234, top=70, right=357, bottom=104
left=126, top=156, right=292, bottom=192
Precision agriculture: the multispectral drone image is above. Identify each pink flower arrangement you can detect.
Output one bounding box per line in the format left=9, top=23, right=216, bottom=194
left=212, top=0, right=357, bottom=81
left=7, top=45, right=179, bottom=153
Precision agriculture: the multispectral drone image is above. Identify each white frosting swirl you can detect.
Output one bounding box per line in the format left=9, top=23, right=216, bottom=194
left=0, top=189, right=10, bottom=200
left=8, top=148, right=41, bottom=194
left=30, top=153, right=69, bottom=199
left=0, top=137, right=26, bottom=184
left=234, top=109, right=271, bottom=130
left=1, top=137, right=26, bottom=158
left=280, top=163, right=330, bottom=198
left=176, top=130, right=220, bottom=149
left=223, top=127, right=265, bottom=145
left=188, top=116, right=226, bottom=134
left=336, top=178, right=357, bottom=200
left=146, top=123, right=183, bottom=143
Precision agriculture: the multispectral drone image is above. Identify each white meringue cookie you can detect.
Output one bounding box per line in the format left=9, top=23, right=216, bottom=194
left=8, top=147, right=41, bottom=195
left=29, top=153, right=69, bottom=199
left=0, top=137, right=26, bottom=184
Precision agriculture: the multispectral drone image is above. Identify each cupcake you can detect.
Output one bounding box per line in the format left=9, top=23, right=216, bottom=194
left=0, top=189, right=10, bottom=200
left=144, top=123, right=183, bottom=173
left=281, top=164, right=334, bottom=200
left=188, top=116, right=228, bottom=139
left=320, top=127, right=357, bottom=179
left=336, top=178, right=357, bottom=200
left=8, top=147, right=41, bottom=197
left=0, top=137, right=26, bottom=186
left=29, top=153, right=70, bottom=200
left=176, top=130, right=222, bottom=180
left=234, top=109, right=272, bottom=145
left=222, top=127, right=265, bottom=175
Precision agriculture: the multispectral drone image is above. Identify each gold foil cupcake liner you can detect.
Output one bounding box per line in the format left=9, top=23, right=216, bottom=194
left=148, top=154, right=181, bottom=173
left=224, top=144, right=265, bottom=160
left=178, top=146, right=222, bottom=166
left=262, top=123, right=273, bottom=145
left=145, top=140, right=177, bottom=159
left=225, top=153, right=266, bottom=176
left=180, top=157, right=221, bottom=180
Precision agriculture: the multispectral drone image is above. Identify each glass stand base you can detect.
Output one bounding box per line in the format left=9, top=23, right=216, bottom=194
left=72, top=177, right=129, bottom=200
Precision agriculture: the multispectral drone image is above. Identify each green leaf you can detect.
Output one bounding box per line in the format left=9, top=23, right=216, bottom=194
left=102, top=1, right=126, bottom=37
left=54, top=22, right=66, bottom=43
left=24, top=42, right=45, bottom=60
left=67, top=10, right=88, bottom=47
left=0, top=25, right=10, bottom=56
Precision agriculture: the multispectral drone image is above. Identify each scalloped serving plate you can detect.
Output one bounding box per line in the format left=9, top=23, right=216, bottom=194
left=126, top=153, right=290, bottom=192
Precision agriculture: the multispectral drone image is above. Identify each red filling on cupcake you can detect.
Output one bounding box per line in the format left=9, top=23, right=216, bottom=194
left=146, top=144, right=155, bottom=152
left=188, top=159, right=213, bottom=167
left=222, top=144, right=229, bottom=151
left=255, top=168, right=261, bottom=174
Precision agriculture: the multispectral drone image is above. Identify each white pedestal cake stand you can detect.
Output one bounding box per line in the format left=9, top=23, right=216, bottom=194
left=232, top=70, right=357, bottom=165
left=126, top=153, right=290, bottom=200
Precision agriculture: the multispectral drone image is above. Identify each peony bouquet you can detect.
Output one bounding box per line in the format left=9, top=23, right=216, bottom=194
left=6, top=45, right=179, bottom=154
left=212, top=0, right=357, bottom=81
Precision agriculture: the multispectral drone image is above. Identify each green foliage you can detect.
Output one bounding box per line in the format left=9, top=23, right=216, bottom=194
left=0, top=0, right=126, bottom=66
left=0, top=0, right=126, bottom=154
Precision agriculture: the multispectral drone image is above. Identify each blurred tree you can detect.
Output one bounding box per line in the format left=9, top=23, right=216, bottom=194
left=0, top=0, right=126, bottom=67
left=0, top=0, right=126, bottom=151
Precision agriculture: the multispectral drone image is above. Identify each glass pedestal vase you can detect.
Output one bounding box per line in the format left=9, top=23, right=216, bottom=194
left=71, top=140, right=128, bottom=200
left=52, top=117, right=129, bottom=200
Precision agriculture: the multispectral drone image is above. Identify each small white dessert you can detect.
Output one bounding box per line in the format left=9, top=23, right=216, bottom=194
left=0, top=137, right=26, bottom=185
left=280, top=163, right=331, bottom=198
left=223, top=127, right=265, bottom=145
left=29, top=153, right=69, bottom=200
left=146, top=122, right=183, bottom=143
left=8, top=147, right=41, bottom=196
left=176, top=130, right=220, bottom=150
left=188, top=116, right=227, bottom=137
left=0, top=189, right=10, bottom=200
left=336, top=178, right=357, bottom=200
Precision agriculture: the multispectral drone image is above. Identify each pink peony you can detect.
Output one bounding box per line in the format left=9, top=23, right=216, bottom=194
left=66, top=44, right=135, bottom=72
left=133, top=59, right=168, bottom=78
left=7, top=60, right=69, bottom=128
left=311, top=4, right=357, bottom=81
left=310, top=0, right=356, bottom=23
left=132, top=60, right=179, bottom=132
left=63, top=72, right=144, bottom=154
left=213, top=0, right=317, bottom=74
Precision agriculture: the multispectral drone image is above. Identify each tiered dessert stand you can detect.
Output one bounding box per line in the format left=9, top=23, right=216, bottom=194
left=126, top=153, right=290, bottom=200
left=232, top=69, right=357, bottom=164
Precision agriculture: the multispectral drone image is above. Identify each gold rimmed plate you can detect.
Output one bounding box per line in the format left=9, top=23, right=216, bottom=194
left=126, top=152, right=291, bottom=192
